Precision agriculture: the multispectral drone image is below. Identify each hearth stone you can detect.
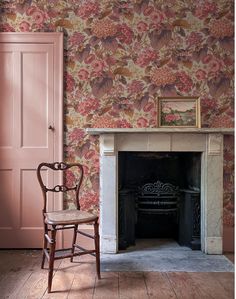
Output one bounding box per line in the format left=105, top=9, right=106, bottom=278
left=101, top=239, right=234, bottom=272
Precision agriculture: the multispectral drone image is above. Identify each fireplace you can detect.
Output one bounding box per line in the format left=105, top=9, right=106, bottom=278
left=87, top=128, right=233, bottom=254
left=118, top=151, right=201, bottom=250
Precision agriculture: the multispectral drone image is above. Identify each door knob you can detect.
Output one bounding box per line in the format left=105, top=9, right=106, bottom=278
left=48, top=125, right=55, bottom=131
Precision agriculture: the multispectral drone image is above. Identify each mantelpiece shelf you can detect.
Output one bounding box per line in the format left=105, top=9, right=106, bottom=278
left=86, top=128, right=234, bottom=135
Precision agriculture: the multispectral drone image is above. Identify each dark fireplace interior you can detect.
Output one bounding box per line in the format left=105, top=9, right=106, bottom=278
left=118, top=151, right=201, bottom=251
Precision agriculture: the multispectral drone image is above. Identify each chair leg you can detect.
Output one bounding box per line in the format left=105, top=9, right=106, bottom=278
left=48, top=226, right=56, bottom=293
left=94, top=220, right=101, bottom=279
left=41, top=225, right=48, bottom=269
left=71, top=224, right=78, bottom=262
left=41, top=235, right=47, bottom=269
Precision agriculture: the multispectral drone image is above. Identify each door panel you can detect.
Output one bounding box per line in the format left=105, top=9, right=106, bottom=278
left=22, top=48, right=51, bottom=148
left=0, top=170, right=14, bottom=228
left=20, top=169, right=42, bottom=228
left=0, top=51, right=14, bottom=148
left=0, top=33, right=63, bottom=248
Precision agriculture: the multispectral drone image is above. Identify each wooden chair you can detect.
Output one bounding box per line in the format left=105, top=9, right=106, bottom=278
left=37, top=162, right=100, bottom=293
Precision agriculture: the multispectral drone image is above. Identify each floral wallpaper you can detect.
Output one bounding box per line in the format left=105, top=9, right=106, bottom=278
left=1, top=0, right=234, bottom=228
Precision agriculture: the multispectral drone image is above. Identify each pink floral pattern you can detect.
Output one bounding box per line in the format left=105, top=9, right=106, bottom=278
left=0, top=0, right=234, bottom=226
left=151, top=67, right=176, bottom=87
left=92, top=18, right=117, bottom=39
left=209, top=19, right=234, bottom=39
left=223, top=136, right=234, bottom=227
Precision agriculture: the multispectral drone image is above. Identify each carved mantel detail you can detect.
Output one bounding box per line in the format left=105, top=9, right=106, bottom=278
left=208, top=133, right=223, bottom=155
left=100, top=134, right=115, bottom=156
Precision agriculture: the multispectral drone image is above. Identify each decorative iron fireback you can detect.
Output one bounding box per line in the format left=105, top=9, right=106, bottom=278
left=140, top=181, right=179, bottom=196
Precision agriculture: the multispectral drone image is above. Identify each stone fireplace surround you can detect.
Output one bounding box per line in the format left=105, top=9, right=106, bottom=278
left=87, top=128, right=234, bottom=255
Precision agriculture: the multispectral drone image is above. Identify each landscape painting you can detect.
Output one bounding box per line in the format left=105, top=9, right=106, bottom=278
left=158, top=97, right=201, bottom=128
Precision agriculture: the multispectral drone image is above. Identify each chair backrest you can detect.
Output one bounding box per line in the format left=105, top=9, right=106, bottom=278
left=137, top=181, right=179, bottom=215
left=37, top=162, right=84, bottom=213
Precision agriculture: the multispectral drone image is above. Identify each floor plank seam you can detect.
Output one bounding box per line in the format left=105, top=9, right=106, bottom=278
left=16, top=270, right=34, bottom=298
left=92, top=272, right=97, bottom=298
left=118, top=272, right=120, bottom=299
left=67, top=265, right=76, bottom=298
left=212, top=273, right=233, bottom=298
left=41, top=258, right=62, bottom=297
left=165, top=272, right=179, bottom=299
left=143, top=272, right=151, bottom=299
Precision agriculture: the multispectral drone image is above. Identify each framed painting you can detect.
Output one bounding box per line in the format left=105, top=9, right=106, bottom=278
left=157, top=97, right=201, bottom=128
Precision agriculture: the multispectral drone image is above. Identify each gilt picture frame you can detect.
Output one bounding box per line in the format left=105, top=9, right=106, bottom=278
left=157, top=97, right=201, bottom=128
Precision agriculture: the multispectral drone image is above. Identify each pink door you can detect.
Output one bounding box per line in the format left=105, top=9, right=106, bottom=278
left=0, top=33, right=63, bottom=248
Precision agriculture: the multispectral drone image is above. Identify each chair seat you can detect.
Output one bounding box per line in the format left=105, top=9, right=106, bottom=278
left=45, top=209, right=98, bottom=225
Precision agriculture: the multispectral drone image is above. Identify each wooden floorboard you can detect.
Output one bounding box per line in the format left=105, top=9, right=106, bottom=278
left=188, top=272, right=234, bottom=299
left=42, top=258, right=78, bottom=299
left=0, top=251, right=234, bottom=299
left=93, top=272, right=119, bottom=299
left=144, top=272, right=177, bottom=298
left=167, top=272, right=214, bottom=299
left=68, top=256, right=96, bottom=299
left=118, top=272, right=149, bottom=299
left=15, top=270, right=48, bottom=299
left=0, top=250, right=42, bottom=299
left=208, top=272, right=234, bottom=299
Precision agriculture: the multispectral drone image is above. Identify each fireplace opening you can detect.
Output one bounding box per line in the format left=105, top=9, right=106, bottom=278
left=118, top=151, right=201, bottom=251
